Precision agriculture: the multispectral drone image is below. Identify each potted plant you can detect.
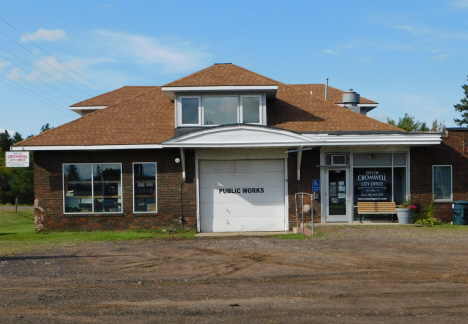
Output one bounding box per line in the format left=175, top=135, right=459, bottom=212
left=396, top=196, right=417, bottom=224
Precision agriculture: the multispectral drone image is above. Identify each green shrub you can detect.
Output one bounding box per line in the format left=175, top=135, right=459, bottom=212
left=413, top=196, right=437, bottom=226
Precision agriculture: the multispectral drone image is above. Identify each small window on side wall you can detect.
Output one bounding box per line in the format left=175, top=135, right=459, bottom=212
left=181, top=97, right=200, bottom=125
left=133, top=162, right=157, bottom=213
left=241, top=96, right=261, bottom=124
left=433, top=165, right=452, bottom=201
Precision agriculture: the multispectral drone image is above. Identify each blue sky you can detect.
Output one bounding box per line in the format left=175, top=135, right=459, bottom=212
left=1, top=0, right=468, bottom=137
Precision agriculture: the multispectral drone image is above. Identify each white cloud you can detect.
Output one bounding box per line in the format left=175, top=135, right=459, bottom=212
left=430, top=54, right=449, bottom=61
left=0, top=60, right=12, bottom=69
left=345, top=38, right=415, bottom=52
left=5, top=67, right=22, bottom=80
left=20, top=28, right=67, bottom=43
left=0, top=128, right=16, bottom=134
left=322, top=49, right=338, bottom=55
left=394, top=23, right=468, bottom=41
left=395, top=24, right=432, bottom=36
left=90, top=30, right=212, bottom=72
left=451, top=0, right=468, bottom=8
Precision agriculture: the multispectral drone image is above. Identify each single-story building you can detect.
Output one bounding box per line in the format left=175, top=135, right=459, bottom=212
left=11, top=63, right=463, bottom=232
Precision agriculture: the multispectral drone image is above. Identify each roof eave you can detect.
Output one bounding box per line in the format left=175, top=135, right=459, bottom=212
left=161, top=85, right=279, bottom=100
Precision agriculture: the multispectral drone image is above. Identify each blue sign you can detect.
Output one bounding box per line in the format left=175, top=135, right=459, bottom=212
left=312, top=180, right=320, bottom=191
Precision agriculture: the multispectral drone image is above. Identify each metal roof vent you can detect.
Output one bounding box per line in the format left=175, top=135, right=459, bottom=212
left=343, top=89, right=362, bottom=114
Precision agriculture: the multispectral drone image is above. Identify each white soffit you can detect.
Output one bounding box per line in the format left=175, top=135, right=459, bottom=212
left=69, top=106, right=108, bottom=116
left=304, top=133, right=442, bottom=146
left=162, top=125, right=316, bottom=148
left=161, top=85, right=278, bottom=100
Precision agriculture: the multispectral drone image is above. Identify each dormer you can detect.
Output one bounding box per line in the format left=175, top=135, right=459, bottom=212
left=162, top=85, right=278, bottom=127
left=161, top=63, right=280, bottom=128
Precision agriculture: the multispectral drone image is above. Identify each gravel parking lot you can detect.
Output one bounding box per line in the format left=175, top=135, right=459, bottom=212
left=1, top=225, right=468, bottom=323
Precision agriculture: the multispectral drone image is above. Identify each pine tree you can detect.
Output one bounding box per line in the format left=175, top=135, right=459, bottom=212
left=454, top=76, right=468, bottom=126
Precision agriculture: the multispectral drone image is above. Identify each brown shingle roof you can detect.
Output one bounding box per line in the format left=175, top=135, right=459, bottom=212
left=295, top=84, right=377, bottom=105
left=71, top=86, right=157, bottom=107
left=15, top=65, right=401, bottom=147
left=163, top=63, right=280, bottom=87
left=268, top=84, right=396, bottom=132
left=17, top=87, right=174, bottom=146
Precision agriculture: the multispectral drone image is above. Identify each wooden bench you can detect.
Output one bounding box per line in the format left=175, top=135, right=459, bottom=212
left=357, top=202, right=396, bottom=223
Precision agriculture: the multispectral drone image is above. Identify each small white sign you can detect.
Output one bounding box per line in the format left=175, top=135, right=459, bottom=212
left=5, top=151, right=30, bottom=167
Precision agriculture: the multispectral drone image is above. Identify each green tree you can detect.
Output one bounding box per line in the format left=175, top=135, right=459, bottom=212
left=12, top=132, right=23, bottom=144
left=387, top=114, right=445, bottom=132
left=0, top=130, right=13, bottom=152
left=454, top=76, right=468, bottom=126
left=40, top=123, right=53, bottom=133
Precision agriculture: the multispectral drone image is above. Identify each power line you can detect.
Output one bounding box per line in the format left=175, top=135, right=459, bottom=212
left=0, top=78, right=77, bottom=117
left=0, top=65, right=70, bottom=106
left=0, top=24, right=104, bottom=96
left=0, top=45, right=86, bottom=99
left=0, top=53, right=80, bottom=102
left=0, top=31, right=96, bottom=97
left=0, top=16, right=107, bottom=93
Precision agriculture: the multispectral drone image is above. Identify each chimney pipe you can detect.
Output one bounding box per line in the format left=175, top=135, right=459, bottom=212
left=343, top=89, right=361, bottom=114
left=325, top=78, right=329, bottom=100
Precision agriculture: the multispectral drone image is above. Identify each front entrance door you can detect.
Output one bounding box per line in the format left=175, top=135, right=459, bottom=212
left=326, top=169, right=348, bottom=222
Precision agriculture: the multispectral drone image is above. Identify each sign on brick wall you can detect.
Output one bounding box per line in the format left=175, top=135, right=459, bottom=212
left=5, top=151, right=30, bottom=167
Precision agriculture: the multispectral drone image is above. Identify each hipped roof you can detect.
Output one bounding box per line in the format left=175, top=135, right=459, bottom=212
left=15, top=64, right=401, bottom=147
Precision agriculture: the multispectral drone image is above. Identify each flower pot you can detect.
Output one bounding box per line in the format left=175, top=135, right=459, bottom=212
left=396, top=208, right=414, bottom=224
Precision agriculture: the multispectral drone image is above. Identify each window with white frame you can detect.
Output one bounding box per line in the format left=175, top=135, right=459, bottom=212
left=63, top=163, right=122, bottom=214
left=178, top=94, right=263, bottom=126
left=352, top=152, right=407, bottom=205
left=433, top=165, right=452, bottom=201
left=133, top=162, right=157, bottom=213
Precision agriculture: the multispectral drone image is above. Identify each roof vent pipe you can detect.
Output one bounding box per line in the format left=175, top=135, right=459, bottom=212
left=343, top=89, right=361, bottom=114
left=325, top=78, right=329, bottom=100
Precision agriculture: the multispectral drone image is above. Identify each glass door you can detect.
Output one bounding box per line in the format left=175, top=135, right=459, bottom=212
left=327, top=169, right=348, bottom=222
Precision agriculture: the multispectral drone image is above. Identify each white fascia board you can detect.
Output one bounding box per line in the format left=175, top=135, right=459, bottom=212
left=162, top=85, right=279, bottom=100
left=69, top=106, right=108, bottom=116
left=304, top=133, right=442, bottom=146
left=336, top=103, right=378, bottom=108
left=163, top=142, right=318, bottom=148
left=69, top=105, right=107, bottom=111
left=11, top=144, right=163, bottom=151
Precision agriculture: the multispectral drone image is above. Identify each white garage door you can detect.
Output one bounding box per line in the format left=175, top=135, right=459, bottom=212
left=199, top=159, right=286, bottom=232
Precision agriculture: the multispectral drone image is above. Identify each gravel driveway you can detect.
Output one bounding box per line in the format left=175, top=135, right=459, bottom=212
left=1, top=225, right=468, bottom=323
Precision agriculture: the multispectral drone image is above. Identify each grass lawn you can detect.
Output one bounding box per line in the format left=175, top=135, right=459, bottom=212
left=0, top=209, right=196, bottom=256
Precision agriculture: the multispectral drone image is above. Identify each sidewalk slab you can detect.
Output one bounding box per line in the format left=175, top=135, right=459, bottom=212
left=195, top=231, right=289, bottom=237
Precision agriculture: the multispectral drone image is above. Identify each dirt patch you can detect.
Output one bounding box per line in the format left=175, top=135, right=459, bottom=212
left=1, top=226, right=468, bottom=323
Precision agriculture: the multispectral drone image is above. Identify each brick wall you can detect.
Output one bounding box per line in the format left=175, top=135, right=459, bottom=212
left=34, top=149, right=196, bottom=232
left=287, top=148, right=321, bottom=226
left=411, top=129, right=468, bottom=222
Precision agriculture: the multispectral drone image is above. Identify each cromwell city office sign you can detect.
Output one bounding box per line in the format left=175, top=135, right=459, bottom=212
left=354, top=169, right=392, bottom=202
left=5, top=151, right=30, bottom=167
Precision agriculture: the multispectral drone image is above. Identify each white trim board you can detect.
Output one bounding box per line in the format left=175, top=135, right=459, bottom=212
left=11, top=144, right=163, bottom=151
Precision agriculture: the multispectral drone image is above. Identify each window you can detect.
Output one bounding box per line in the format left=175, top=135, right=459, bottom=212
left=433, top=165, right=452, bottom=201
left=63, top=163, right=122, bottom=214
left=241, top=96, right=260, bottom=123
left=133, top=162, right=157, bottom=213
left=181, top=97, right=200, bottom=124
left=178, top=94, right=262, bottom=126
left=204, top=96, right=237, bottom=125
left=352, top=153, right=407, bottom=204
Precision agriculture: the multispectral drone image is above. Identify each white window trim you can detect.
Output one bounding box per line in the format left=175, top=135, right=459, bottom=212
left=176, top=93, right=266, bottom=127
left=240, top=95, right=262, bottom=125
left=132, top=162, right=158, bottom=213
left=63, top=163, right=123, bottom=215
left=432, top=165, right=453, bottom=202
left=202, top=94, right=238, bottom=126
left=178, top=96, right=201, bottom=126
